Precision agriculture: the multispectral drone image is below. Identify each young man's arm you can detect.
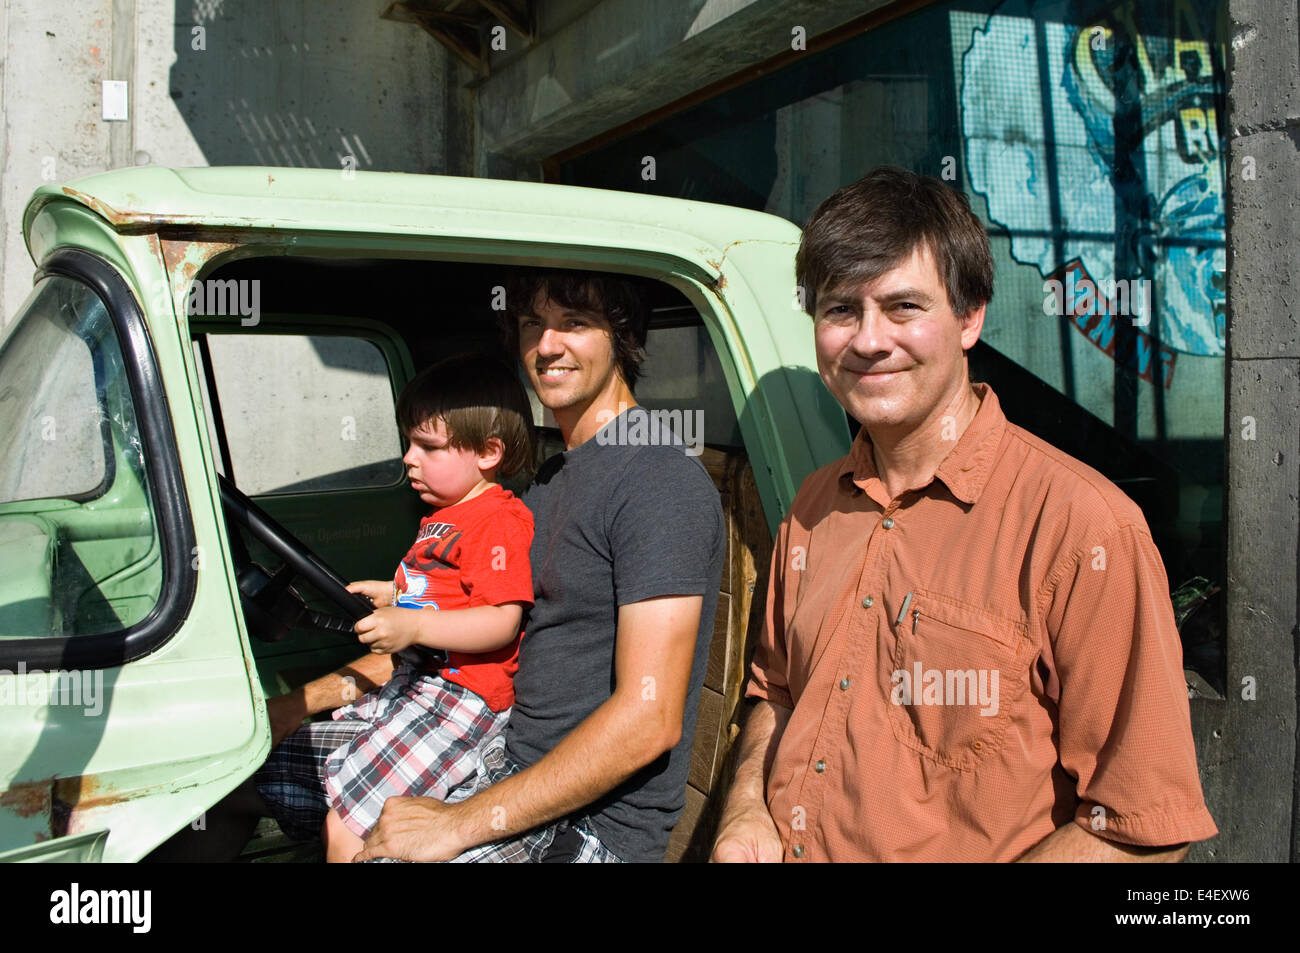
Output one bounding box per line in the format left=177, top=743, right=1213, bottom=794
left=1018, top=824, right=1188, bottom=862
left=354, top=593, right=703, bottom=862
left=266, top=653, right=395, bottom=747
left=709, top=698, right=791, bottom=862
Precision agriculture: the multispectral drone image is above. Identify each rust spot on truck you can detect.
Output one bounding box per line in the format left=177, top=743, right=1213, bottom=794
left=57, top=187, right=266, bottom=234
left=51, top=774, right=134, bottom=837
left=5, top=773, right=194, bottom=841
left=0, top=779, right=51, bottom=819
left=160, top=238, right=242, bottom=302
left=161, top=238, right=240, bottom=279
left=60, top=186, right=131, bottom=226
left=58, top=186, right=192, bottom=231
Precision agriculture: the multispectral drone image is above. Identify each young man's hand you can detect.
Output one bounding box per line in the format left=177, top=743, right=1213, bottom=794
left=355, top=797, right=472, bottom=863
left=354, top=607, right=420, bottom=654
left=347, top=579, right=394, bottom=608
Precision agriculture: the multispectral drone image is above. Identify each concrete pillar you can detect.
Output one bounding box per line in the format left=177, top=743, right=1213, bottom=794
left=1193, top=0, right=1300, bottom=862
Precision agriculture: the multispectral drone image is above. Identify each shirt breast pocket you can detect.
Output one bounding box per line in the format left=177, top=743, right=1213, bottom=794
left=884, top=588, right=1030, bottom=771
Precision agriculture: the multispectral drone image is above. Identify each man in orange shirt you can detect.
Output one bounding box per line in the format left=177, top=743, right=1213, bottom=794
left=712, top=167, right=1217, bottom=862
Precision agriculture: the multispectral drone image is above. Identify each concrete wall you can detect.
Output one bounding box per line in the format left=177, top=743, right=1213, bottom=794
left=473, top=0, right=888, bottom=176
left=1, top=0, right=454, bottom=322
left=1191, top=0, right=1300, bottom=862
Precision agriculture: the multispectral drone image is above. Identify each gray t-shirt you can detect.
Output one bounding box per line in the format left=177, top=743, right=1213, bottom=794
left=509, top=406, right=725, bottom=862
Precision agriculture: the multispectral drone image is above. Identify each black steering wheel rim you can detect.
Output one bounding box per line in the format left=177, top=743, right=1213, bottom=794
left=218, top=474, right=374, bottom=623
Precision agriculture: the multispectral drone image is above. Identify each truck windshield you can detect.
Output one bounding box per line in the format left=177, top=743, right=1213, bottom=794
left=0, top=275, right=163, bottom=638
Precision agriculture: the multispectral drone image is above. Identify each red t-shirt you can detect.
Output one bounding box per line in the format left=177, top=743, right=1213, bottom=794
left=393, top=484, right=533, bottom=711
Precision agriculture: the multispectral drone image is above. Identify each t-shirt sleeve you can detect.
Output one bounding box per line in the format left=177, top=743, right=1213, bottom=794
left=1045, top=521, right=1217, bottom=847
left=607, top=449, right=724, bottom=607
left=745, top=512, right=794, bottom=710
left=458, top=499, right=535, bottom=609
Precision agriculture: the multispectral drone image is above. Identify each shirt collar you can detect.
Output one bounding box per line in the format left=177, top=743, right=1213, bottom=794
left=837, top=382, right=1007, bottom=505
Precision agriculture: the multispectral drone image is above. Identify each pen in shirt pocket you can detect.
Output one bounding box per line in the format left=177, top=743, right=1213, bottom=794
left=895, top=591, right=918, bottom=633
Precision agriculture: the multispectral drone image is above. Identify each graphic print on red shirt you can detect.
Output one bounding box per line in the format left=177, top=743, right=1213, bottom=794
left=394, top=484, right=534, bottom=711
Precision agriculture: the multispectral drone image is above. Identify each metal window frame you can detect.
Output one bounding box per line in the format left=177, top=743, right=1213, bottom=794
left=0, top=247, right=197, bottom=670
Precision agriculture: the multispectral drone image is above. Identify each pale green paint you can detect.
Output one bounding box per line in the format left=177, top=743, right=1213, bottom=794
left=33, top=166, right=848, bottom=517
left=3, top=192, right=270, bottom=862
left=2, top=166, right=849, bottom=861
left=0, top=828, right=108, bottom=862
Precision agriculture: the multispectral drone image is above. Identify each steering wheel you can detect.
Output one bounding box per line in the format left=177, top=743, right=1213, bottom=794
left=218, top=474, right=375, bottom=641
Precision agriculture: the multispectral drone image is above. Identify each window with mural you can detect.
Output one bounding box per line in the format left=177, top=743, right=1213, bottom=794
left=559, top=0, right=1227, bottom=690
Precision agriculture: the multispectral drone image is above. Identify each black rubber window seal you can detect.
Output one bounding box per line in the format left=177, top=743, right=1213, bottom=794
left=1, top=247, right=196, bottom=670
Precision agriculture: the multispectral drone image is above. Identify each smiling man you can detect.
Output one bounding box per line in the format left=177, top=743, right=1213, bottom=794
left=357, top=270, right=725, bottom=863
left=710, top=166, right=1217, bottom=863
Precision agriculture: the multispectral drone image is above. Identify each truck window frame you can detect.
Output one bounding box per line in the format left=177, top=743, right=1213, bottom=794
left=0, top=247, right=197, bottom=670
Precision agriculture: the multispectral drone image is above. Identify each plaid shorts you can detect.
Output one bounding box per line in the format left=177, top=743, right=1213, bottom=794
left=360, top=733, right=624, bottom=863
left=443, top=733, right=623, bottom=863
left=255, top=661, right=507, bottom=841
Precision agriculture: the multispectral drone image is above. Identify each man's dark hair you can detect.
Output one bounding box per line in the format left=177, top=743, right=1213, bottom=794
left=795, top=166, right=993, bottom=318
left=396, top=353, right=536, bottom=479
left=500, top=269, right=650, bottom=391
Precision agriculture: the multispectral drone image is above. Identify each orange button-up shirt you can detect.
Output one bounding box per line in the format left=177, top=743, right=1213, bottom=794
left=747, top=383, right=1217, bottom=861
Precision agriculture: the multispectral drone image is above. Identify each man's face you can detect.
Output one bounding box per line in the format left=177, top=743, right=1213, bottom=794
left=517, top=293, right=622, bottom=414
left=813, top=245, right=984, bottom=433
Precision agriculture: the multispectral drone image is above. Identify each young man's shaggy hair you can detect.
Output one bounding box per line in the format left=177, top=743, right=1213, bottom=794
left=500, top=269, right=651, bottom=391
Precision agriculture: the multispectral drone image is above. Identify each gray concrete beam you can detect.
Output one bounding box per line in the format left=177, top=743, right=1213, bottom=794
left=1225, top=129, right=1300, bottom=359
left=1215, top=0, right=1300, bottom=862
left=109, top=0, right=135, bottom=171
left=476, top=0, right=891, bottom=171
left=1228, top=0, right=1300, bottom=135
left=1196, top=356, right=1300, bottom=862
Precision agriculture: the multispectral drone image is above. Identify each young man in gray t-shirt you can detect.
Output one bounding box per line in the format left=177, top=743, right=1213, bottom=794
left=357, top=270, right=724, bottom=862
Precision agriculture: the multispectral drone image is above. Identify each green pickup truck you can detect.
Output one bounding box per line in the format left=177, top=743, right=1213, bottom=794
left=0, top=167, right=850, bottom=862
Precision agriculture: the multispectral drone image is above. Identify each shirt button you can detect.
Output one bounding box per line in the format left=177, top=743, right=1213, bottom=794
left=792, top=845, right=805, bottom=858
left=839, top=677, right=851, bottom=691
left=881, top=517, right=895, bottom=529
left=814, top=759, right=826, bottom=773
left=861, top=595, right=874, bottom=608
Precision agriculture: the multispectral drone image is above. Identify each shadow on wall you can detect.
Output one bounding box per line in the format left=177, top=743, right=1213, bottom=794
left=169, top=0, right=448, bottom=172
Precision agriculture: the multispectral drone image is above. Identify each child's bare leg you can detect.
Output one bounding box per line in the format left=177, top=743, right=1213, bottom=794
left=322, top=807, right=366, bottom=863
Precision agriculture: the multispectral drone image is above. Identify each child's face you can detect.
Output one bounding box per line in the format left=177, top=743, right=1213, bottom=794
left=402, top=417, right=487, bottom=507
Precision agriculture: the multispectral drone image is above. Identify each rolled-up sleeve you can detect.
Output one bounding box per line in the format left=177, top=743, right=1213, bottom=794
left=1045, top=522, right=1218, bottom=847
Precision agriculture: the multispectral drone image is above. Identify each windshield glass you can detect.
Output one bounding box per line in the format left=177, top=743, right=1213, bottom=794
left=0, top=276, right=163, bottom=638
left=0, top=279, right=112, bottom=503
